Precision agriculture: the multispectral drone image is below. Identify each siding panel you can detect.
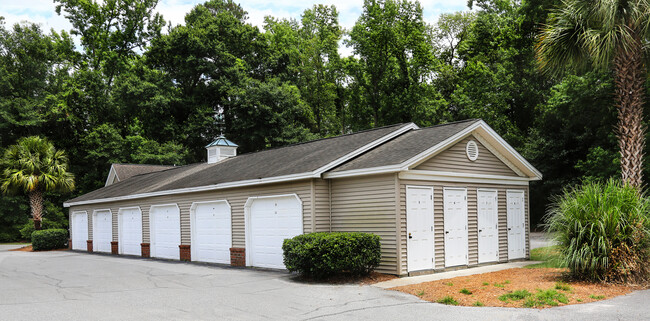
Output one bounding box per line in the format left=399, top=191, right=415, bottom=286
left=331, top=174, right=398, bottom=274
left=415, top=135, right=519, bottom=177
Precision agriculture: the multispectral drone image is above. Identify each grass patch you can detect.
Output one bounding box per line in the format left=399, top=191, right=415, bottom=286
left=589, top=294, right=605, bottom=300
left=493, top=282, right=505, bottom=288
left=416, top=290, right=425, bottom=297
left=437, top=296, right=459, bottom=305
left=523, top=289, right=569, bottom=307
left=482, top=282, right=489, bottom=286
left=525, top=246, right=566, bottom=269
left=473, top=301, right=484, bottom=307
left=504, top=280, right=511, bottom=284
left=459, top=288, right=472, bottom=295
left=443, top=282, right=453, bottom=286
left=498, top=290, right=532, bottom=302
left=554, top=282, right=571, bottom=292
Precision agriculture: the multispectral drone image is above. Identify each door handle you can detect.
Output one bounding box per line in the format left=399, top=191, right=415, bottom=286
left=409, top=233, right=413, bottom=239
left=479, top=229, right=483, bottom=232
left=445, top=231, right=449, bottom=234
left=508, top=228, right=512, bottom=231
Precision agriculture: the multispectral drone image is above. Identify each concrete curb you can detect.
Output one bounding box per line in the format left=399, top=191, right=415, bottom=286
left=373, top=261, right=542, bottom=289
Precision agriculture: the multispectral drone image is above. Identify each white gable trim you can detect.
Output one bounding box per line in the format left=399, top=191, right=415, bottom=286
left=311, top=123, right=419, bottom=177
left=399, top=170, right=531, bottom=186
left=104, top=165, right=119, bottom=186
left=324, top=120, right=542, bottom=180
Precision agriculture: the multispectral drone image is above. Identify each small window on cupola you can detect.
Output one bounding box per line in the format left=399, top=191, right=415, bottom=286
left=206, top=135, right=238, bottom=164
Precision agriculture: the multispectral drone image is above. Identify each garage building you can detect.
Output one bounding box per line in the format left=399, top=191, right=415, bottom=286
left=64, top=119, right=541, bottom=276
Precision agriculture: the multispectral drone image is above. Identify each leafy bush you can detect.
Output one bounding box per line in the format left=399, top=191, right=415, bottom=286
left=32, top=229, right=68, bottom=251
left=545, top=179, right=650, bottom=282
left=282, top=232, right=381, bottom=279
left=20, top=218, right=64, bottom=240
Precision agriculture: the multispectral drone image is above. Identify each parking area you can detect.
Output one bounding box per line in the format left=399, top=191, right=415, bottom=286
left=1, top=249, right=648, bottom=320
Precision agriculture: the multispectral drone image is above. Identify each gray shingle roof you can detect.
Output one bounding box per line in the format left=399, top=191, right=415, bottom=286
left=330, top=119, right=480, bottom=172
left=112, top=164, right=176, bottom=181
left=67, top=123, right=412, bottom=203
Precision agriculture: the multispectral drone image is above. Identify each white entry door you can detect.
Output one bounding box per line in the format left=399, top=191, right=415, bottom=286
left=118, top=207, right=142, bottom=256
left=507, top=190, right=526, bottom=259
left=444, top=188, right=468, bottom=267
left=477, top=189, right=499, bottom=263
left=71, top=211, right=88, bottom=250
left=150, top=204, right=181, bottom=260
left=93, top=210, right=112, bottom=253
left=191, top=201, right=232, bottom=264
left=406, top=186, right=435, bottom=272
left=247, top=195, right=302, bottom=269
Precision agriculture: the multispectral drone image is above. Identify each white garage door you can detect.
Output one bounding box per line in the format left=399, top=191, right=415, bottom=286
left=247, top=195, right=302, bottom=269
left=118, top=207, right=143, bottom=256
left=93, top=210, right=112, bottom=253
left=71, top=211, right=88, bottom=251
left=191, top=201, right=231, bottom=264
left=150, top=204, right=181, bottom=260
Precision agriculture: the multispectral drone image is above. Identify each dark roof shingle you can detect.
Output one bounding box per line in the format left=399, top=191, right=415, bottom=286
left=112, top=164, right=175, bottom=181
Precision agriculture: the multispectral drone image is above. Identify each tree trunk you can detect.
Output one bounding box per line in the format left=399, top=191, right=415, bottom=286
left=614, top=31, right=646, bottom=189
left=29, top=190, right=44, bottom=230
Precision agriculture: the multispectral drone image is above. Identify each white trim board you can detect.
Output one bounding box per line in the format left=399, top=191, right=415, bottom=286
left=105, top=165, right=119, bottom=186
left=399, top=170, right=531, bottom=186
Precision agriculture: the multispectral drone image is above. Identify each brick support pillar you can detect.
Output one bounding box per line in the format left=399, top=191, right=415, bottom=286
left=68, top=238, right=72, bottom=250
left=141, top=243, right=150, bottom=258
left=111, top=241, right=118, bottom=254
left=230, top=247, right=245, bottom=266
left=179, top=245, right=191, bottom=261
left=86, top=240, right=93, bottom=252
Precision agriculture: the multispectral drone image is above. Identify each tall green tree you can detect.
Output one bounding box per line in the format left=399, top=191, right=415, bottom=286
left=536, top=0, right=650, bottom=188
left=0, top=137, right=75, bottom=230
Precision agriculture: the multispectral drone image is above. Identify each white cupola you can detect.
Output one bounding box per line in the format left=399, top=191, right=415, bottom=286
left=206, top=135, right=238, bottom=164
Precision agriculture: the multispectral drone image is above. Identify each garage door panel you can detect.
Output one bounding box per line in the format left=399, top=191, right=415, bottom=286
left=150, top=205, right=180, bottom=260
left=93, top=210, right=112, bottom=253
left=119, top=208, right=142, bottom=256
left=247, top=195, right=302, bottom=269
left=191, top=201, right=231, bottom=264
left=71, top=212, right=88, bottom=251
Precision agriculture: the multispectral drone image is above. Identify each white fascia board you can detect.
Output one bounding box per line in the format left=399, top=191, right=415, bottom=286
left=322, top=164, right=403, bottom=179
left=63, top=172, right=314, bottom=207
left=399, top=170, right=531, bottom=186
left=311, top=123, right=419, bottom=177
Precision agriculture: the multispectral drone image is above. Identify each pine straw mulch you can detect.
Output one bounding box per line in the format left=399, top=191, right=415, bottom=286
left=392, top=268, right=642, bottom=309
left=290, top=271, right=398, bottom=285
left=9, top=245, right=68, bottom=252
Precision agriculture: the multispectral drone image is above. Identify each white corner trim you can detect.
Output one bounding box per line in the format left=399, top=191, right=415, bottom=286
left=64, top=172, right=314, bottom=207
left=104, top=165, right=118, bottom=186
left=189, top=200, right=232, bottom=262
left=243, top=194, right=303, bottom=267
left=311, top=123, right=419, bottom=177
left=399, top=170, right=531, bottom=186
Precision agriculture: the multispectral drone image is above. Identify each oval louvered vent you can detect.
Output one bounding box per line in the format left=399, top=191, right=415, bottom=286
left=466, top=140, right=479, bottom=161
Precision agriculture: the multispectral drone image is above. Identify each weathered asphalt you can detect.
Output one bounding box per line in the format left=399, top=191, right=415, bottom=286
left=0, top=249, right=647, bottom=320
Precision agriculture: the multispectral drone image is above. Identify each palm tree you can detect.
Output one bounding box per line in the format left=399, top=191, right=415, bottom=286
left=0, top=136, right=75, bottom=230
left=536, top=0, right=650, bottom=188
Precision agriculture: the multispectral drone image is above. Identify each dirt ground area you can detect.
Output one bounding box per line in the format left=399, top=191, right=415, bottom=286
left=9, top=245, right=68, bottom=252
left=392, top=268, right=639, bottom=308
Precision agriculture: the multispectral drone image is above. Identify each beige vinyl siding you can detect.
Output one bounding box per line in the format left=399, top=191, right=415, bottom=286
left=330, top=174, right=398, bottom=274
left=312, top=178, right=331, bottom=232
left=398, top=179, right=529, bottom=275
left=414, top=135, right=519, bottom=177
left=70, top=179, right=313, bottom=249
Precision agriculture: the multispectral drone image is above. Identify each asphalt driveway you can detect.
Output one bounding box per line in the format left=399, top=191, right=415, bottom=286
left=1, top=249, right=648, bottom=320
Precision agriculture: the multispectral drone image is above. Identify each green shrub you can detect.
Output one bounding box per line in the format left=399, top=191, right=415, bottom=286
left=20, top=218, right=63, bottom=240
left=32, top=229, right=68, bottom=251
left=545, top=179, right=650, bottom=282
left=282, top=232, right=381, bottom=278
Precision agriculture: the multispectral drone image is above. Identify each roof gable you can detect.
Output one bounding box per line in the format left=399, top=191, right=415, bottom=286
left=105, top=163, right=175, bottom=186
